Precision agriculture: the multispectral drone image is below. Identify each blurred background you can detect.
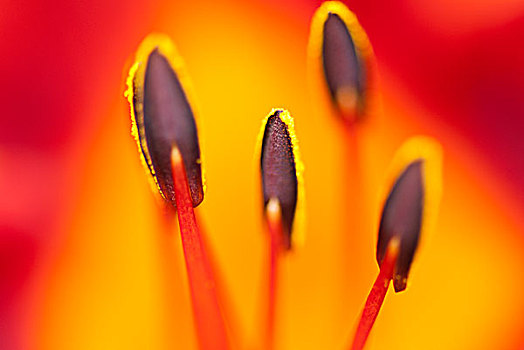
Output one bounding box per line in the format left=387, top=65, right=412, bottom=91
left=0, top=0, right=523, bottom=349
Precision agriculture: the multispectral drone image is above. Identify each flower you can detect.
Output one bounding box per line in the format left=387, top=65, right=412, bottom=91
left=1, top=0, right=524, bottom=349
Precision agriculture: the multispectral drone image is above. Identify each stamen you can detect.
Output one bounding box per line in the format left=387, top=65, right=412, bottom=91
left=171, top=146, right=230, bottom=350
left=258, top=109, right=303, bottom=349
left=127, top=34, right=231, bottom=349
left=349, top=135, right=443, bottom=349
left=350, top=161, right=424, bottom=349
left=350, top=238, right=400, bottom=350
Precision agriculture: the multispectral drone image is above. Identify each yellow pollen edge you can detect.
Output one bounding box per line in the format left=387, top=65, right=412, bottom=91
left=123, top=33, right=206, bottom=201
left=377, top=136, right=443, bottom=285
left=256, top=108, right=306, bottom=249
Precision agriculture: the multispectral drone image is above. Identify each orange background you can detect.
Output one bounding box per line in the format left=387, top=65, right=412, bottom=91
left=1, top=0, right=523, bottom=349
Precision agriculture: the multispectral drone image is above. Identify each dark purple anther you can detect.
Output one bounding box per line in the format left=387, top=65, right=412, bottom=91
left=260, top=110, right=298, bottom=248
left=376, top=160, right=424, bottom=292
left=135, top=48, right=203, bottom=207
left=322, top=13, right=366, bottom=121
